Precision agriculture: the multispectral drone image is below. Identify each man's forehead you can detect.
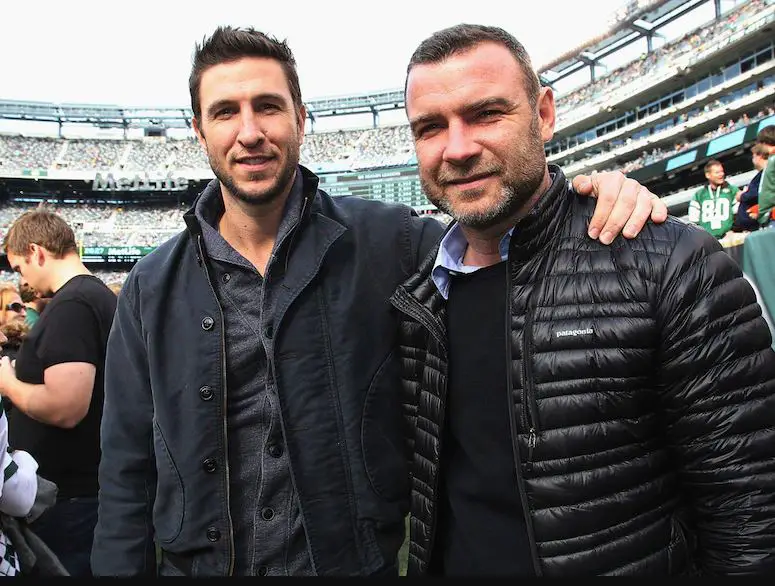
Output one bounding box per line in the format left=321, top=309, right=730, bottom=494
left=199, top=57, right=292, bottom=105
left=406, top=44, right=522, bottom=111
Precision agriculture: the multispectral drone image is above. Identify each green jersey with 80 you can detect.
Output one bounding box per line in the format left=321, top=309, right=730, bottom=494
left=688, top=183, right=739, bottom=238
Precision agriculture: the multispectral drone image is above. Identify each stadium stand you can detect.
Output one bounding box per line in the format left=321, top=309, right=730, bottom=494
left=0, top=0, right=772, bottom=283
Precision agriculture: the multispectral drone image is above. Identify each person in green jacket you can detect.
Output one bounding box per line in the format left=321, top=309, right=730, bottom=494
left=688, top=158, right=739, bottom=239
left=756, top=125, right=775, bottom=228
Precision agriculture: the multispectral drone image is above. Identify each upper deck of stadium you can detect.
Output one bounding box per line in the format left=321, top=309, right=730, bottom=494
left=0, top=0, right=772, bottom=216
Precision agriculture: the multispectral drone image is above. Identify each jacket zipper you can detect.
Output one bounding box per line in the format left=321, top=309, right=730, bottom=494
left=390, top=286, right=448, bottom=562
left=197, top=233, right=235, bottom=576
left=508, top=265, right=543, bottom=576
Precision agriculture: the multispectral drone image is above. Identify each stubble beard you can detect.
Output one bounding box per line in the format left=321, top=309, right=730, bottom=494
left=422, top=120, right=546, bottom=231
left=209, top=145, right=301, bottom=207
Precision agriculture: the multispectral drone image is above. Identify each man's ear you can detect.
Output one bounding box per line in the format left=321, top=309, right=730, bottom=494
left=537, top=86, right=556, bottom=143
left=29, top=243, right=44, bottom=266
left=297, top=105, right=307, bottom=143
left=193, top=117, right=206, bottom=149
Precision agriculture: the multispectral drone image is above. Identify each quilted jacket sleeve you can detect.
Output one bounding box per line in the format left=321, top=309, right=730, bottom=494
left=655, top=224, right=775, bottom=575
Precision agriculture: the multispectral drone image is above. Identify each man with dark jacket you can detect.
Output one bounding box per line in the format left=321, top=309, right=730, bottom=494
left=91, top=26, right=667, bottom=577
left=733, top=143, right=768, bottom=232
left=391, top=24, right=775, bottom=576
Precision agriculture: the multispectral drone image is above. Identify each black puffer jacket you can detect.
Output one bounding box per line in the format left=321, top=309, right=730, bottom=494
left=390, top=166, right=775, bottom=576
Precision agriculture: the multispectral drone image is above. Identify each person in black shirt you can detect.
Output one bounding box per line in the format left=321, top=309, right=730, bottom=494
left=0, top=209, right=117, bottom=577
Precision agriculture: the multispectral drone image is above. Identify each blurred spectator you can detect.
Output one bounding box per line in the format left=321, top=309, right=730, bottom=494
left=687, top=159, right=739, bottom=239
left=0, top=398, right=39, bottom=576
left=0, top=321, right=30, bottom=364
left=756, top=125, right=775, bottom=227
left=0, top=283, right=27, bottom=329
left=0, top=210, right=117, bottom=577
left=734, top=143, right=769, bottom=232
left=18, top=278, right=43, bottom=328
left=106, top=282, right=122, bottom=296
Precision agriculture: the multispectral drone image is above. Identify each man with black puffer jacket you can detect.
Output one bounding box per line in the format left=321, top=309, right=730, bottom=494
left=90, top=26, right=666, bottom=578
left=392, top=23, right=775, bottom=577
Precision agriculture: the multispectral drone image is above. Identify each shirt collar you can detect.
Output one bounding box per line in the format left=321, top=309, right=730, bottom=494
left=431, top=223, right=514, bottom=300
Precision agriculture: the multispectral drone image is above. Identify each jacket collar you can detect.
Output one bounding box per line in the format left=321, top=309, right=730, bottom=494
left=183, top=164, right=321, bottom=240
left=507, top=164, right=571, bottom=264
left=402, top=164, right=571, bottom=296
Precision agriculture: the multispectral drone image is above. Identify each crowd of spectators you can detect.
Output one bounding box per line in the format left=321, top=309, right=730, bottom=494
left=553, top=0, right=771, bottom=123
left=601, top=104, right=774, bottom=175
left=0, top=0, right=770, bottom=266
left=0, top=0, right=769, bottom=178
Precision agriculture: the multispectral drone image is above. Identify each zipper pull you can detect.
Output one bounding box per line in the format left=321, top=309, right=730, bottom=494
left=526, top=428, right=537, bottom=474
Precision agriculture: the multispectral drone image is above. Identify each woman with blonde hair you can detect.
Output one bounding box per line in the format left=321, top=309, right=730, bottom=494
left=0, top=283, right=27, bottom=328
left=0, top=283, right=30, bottom=363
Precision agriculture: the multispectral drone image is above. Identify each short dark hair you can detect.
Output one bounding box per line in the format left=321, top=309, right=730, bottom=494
left=189, top=26, right=303, bottom=119
left=3, top=209, right=78, bottom=258
left=752, top=142, right=770, bottom=159
left=704, top=159, right=723, bottom=174
left=405, top=23, right=540, bottom=107
left=757, top=125, right=775, bottom=147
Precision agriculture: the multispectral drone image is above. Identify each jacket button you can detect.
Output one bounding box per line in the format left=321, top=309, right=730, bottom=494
left=202, top=316, right=215, bottom=330
left=263, top=324, right=273, bottom=340
left=199, top=386, right=214, bottom=401
left=206, top=527, right=221, bottom=542
left=267, top=442, right=283, bottom=458
left=258, top=566, right=268, bottom=576
left=221, top=273, right=231, bottom=283
left=202, top=458, right=217, bottom=473
left=261, top=507, right=274, bottom=521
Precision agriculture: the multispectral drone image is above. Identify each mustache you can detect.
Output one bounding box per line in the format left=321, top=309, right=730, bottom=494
left=438, top=165, right=501, bottom=185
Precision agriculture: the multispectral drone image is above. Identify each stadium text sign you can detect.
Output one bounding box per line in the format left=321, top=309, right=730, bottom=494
left=92, top=171, right=189, bottom=192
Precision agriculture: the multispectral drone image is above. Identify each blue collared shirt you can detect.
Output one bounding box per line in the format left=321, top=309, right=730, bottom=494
left=431, top=223, right=514, bottom=299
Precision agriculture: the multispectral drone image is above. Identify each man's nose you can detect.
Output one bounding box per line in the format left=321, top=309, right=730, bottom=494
left=236, top=109, right=266, bottom=146
left=442, top=121, right=481, bottom=165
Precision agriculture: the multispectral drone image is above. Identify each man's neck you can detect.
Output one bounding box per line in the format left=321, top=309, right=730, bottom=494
left=217, top=184, right=292, bottom=275
left=459, top=170, right=551, bottom=267
left=50, top=256, right=92, bottom=294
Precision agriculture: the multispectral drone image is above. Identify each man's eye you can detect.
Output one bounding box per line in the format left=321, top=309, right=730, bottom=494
left=415, top=124, right=439, bottom=138
left=478, top=109, right=500, bottom=119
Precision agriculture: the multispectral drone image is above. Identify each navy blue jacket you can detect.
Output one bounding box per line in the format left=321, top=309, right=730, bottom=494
left=91, top=166, right=444, bottom=576
left=736, top=170, right=762, bottom=231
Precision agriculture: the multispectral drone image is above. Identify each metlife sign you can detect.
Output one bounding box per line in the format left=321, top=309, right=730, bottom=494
left=92, top=171, right=189, bottom=192
left=81, top=246, right=154, bottom=263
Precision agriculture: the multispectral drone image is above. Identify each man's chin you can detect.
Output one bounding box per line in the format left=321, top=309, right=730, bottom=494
left=231, top=183, right=284, bottom=206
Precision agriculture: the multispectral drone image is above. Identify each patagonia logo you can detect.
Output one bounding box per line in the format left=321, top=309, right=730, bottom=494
left=555, top=328, right=594, bottom=338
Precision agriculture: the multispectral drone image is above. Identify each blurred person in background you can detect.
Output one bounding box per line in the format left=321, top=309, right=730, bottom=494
left=734, top=143, right=769, bottom=232
left=0, top=282, right=28, bottom=328
left=687, top=159, right=739, bottom=239
left=755, top=125, right=775, bottom=227
left=0, top=210, right=117, bottom=577
left=0, top=282, right=30, bottom=365
left=0, top=397, right=40, bottom=576
left=91, top=25, right=667, bottom=578
left=18, top=277, right=42, bottom=328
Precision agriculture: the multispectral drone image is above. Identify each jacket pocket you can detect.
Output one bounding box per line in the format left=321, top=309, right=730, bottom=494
left=152, top=420, right=185, bottom=543
left=361, top=350, right=410, bottom=502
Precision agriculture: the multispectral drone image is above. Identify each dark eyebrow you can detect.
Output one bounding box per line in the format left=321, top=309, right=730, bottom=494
left=463, top=97, right=515, bottom=115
